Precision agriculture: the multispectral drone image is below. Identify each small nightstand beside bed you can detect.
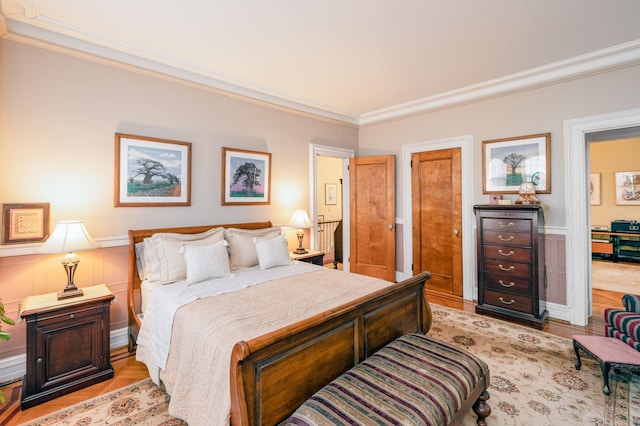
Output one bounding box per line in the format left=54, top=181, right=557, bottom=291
left=127, top=221, right=432, bottom=426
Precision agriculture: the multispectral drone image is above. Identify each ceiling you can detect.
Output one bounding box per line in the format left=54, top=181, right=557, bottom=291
left=2, top=0, right=640, bottom=124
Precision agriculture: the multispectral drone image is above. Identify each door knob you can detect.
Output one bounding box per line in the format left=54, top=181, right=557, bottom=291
left=453, top=229, right=459, bottom=236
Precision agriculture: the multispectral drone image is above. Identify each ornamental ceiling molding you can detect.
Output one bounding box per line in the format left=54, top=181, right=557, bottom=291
left=2, top=0, right=640, bottom=126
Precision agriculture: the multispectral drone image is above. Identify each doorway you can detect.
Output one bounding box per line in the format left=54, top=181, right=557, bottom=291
left=402, top=135, right=474, bottom=300
left=565, top=108, right=640, bottom=326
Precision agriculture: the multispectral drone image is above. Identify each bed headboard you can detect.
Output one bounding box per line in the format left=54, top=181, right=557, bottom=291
left=126, top=221, right=273, bottom=351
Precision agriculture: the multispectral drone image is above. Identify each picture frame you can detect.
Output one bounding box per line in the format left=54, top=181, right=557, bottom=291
left=325, top=183, right=337, bottom=205
left=2, top=203, right=50, bottom=245
left=221, top=147, right=271, bottom=205
left=114, top=133, right=191, bottom=207
left=482, top=133, right=551, bottom=194
left=615, top=171, right=640, bottom=205
left=590, top=173, right=601, bottom=205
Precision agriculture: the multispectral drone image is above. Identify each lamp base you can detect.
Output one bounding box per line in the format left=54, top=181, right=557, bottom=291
left=58, top=287, right=83, bottom=300
left=293, top=248, right=308, bottom=255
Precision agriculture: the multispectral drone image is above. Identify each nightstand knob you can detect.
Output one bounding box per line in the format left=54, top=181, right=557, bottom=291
left=69, top=313, right=75, bottom=319
left=36, top=357, right=43, bottom=364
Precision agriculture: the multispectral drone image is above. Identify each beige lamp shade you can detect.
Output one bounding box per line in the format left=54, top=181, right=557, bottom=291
left=288, top=210, right=313, bottom=229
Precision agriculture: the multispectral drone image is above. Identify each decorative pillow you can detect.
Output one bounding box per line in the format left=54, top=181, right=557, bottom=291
left=151, top=227, right=225, bottom=283
left=143, top=237, right=161, bottom=282
left=183, top=240, right=231, bottom=285
left=225, top=227, right=281, bottom=269
left=255, top=234, right=291, bottom=270
left=134, top=241, right=146, bottom=281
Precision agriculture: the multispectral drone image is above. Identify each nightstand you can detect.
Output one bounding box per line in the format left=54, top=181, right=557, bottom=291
left=290, top=250, right=325, bottom=266
left=20, top=284, right=115, bottom=409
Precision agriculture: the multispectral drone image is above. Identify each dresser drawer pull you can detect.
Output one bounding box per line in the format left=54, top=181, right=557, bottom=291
left=499, top=297, right=515, bottom=305
left=498, top=221, right=514, bottom=228
left=498, top=235, right=514, bottom=241
left=498, top=249, right=514, bottom=256
left=36, top=357, right=43, bottom=364
left=499, top=264, right=515, bottom=271
left=69, top=313, right=75, bottom=319
left=499, top=280, right=515, bottom=287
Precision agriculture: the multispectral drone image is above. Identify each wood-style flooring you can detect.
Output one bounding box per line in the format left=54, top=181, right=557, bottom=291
left=0, top=288, right=627, bottom=425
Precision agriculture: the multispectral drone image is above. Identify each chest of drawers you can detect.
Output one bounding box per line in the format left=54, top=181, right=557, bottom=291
left=474, top=205, right=548, bottom=329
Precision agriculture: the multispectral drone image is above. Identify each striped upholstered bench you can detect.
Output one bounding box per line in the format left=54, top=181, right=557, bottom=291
left=286, top=333, right=491, bottom=426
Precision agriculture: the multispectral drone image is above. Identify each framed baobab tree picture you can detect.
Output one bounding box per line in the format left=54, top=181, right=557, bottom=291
left=221, top=147, right=271, bottom=205
left=114, top=133, right=192, bottom=207
left=482, top=133, right=551, bottom=194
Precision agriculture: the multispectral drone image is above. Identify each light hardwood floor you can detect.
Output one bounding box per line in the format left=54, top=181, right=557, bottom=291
left=0, top=288, right=628, bottom=425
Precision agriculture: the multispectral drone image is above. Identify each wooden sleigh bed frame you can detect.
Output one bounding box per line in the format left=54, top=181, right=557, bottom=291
left=127, top=221, right=432, bottom=426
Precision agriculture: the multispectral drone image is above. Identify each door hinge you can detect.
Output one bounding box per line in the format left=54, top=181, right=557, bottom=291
left=411, top=263, right=414, bottom=272
left=410, top=160, right=413, bottom=168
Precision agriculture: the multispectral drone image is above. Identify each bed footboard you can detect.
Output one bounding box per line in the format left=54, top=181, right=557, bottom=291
left=229, top=271, right=432, bottom=426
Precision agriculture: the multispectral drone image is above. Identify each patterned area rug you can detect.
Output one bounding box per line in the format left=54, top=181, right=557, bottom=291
left=19, top=304, right=640, bottom=426
left=428, top=305, right=639, bottom=426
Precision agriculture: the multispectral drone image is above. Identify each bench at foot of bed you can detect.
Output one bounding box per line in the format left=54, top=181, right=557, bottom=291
left=286, top=333, right=491, bottom=426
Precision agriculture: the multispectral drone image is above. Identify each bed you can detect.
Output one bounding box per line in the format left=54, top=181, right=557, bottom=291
left=127, top=221, right=432, bottom=426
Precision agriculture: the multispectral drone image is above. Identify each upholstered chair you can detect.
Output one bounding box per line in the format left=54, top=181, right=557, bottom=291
left=604, top=294, right=640, bottom=351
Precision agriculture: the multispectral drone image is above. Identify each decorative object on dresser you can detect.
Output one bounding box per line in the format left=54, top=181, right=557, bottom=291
left=20, top=284, right=114, bottom=409
left=1, top=203, right=50, bottom=245
left=37, top=220, right=100, bottom=299
left=515, top=181, right=540, bottom=204
left=288, top=209, right=313, bottom=254
left=473, top=205, right=548, bottom=329
left=290, top=249, right=324, bottom=266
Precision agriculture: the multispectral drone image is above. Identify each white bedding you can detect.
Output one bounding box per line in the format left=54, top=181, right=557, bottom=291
left=135, top=264, right=394, bottom=426
left=137, top=261, right=322, bottom=373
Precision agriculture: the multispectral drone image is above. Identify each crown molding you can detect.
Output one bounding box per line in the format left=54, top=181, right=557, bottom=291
left=2, top=1, right=640, bottom=126
left=360, top=39, right=640, bottom=125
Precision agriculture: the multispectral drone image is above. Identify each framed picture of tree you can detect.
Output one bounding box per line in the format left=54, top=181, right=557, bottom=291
left=114, top=133, right=192, bottom=207
left=221, top=147, right=271, bottom=205
left=482, top=133, right=551, bottom=194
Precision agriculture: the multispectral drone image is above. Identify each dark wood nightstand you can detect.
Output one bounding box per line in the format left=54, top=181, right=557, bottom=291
left=20, top=284, right=115, bottom=409
left=290, top=250, right=325, bottom=266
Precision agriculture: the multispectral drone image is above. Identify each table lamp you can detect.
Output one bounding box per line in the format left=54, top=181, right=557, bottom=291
left=37, top=220, right=100, bottom=299
left=289, top=210, right=313, bottom=254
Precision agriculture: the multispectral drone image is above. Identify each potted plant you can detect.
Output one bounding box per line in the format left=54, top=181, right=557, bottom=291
left=0, top=299, right=15, bottom=403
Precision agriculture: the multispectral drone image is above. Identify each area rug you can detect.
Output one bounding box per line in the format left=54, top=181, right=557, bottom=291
left=592, top=260, right=640, bottom=294
left=19, top=304, right=640, bottom=426
left=428, top=305, right=639, bottom=426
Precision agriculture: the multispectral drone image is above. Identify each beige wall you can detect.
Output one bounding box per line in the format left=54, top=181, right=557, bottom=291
left=0, top=39, right=357, bottom=363
left=590, top=138, right=640, bottom=227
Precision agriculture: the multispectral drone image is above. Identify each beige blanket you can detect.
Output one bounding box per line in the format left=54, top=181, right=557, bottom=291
left=136, top=267, right=393, bottom=426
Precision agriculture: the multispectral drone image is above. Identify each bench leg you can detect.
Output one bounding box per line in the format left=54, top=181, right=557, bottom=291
left=601, top=362, right=611, bottom=395
left=472, top=390, right=491, bottom=426
left=573, top=340, right=582, bottom=370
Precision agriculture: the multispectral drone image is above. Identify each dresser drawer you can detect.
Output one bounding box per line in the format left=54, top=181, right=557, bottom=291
left=484, top=290, right=533, bottom=314
left=483, top=259, right=532, bottom=278
left=482, top=230, right=531, bottom=247
left=482, top=245, right=531, bottom=263
left=483, top=273, right=533, bottom=295
left=482, top=218, right=531, bottom=233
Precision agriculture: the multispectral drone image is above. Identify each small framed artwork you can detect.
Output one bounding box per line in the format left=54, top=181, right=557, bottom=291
left=325, top=183, right=337, bottom=205
left=2, top=203, right=50, bottom=245
left=615, top=171, right=640, bottom=205
left=222, top=147, right=271, bottom=205
left=590, top=173, right=601, bottom=205
left=482, top=133, right=551, bottom=194
left=115, top=133, right=191, bottom=207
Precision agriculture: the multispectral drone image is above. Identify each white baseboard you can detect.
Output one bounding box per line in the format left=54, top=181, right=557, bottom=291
left=0, top=326, right=129, bottom=385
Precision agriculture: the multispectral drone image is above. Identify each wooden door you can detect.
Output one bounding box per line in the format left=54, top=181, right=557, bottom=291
left=412, top=148, right=462, bottom=295
left=349, top=155, right=395, bottom=281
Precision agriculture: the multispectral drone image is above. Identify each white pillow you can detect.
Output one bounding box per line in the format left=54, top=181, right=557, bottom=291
left=254, top=234, right=292, bottom=270
left=183, top=240, right=231, bottom=285
left=143, top=237, right=161, bottom=282
left=151, top=227, right=225, bottom=283
left=134, top=241, right=147, bottom=281
left=225, top=227, right=281, bottom=269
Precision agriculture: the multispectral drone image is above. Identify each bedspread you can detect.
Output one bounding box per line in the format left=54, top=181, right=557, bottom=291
left=135, top=267, right=393, bottom=426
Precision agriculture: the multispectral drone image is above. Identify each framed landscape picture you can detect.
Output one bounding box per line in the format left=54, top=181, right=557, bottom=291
left=615, top=171, right=640, bottom=205
left=482, top=133, right=551, bottom=194
left=221, top=147, right=271, bottom=205
left=114, top=133, right=192, bottom=207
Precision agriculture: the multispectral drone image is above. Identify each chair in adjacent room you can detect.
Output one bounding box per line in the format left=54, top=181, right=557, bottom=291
left=604, top=294, right=640, bottom=351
